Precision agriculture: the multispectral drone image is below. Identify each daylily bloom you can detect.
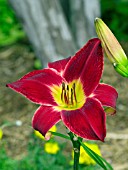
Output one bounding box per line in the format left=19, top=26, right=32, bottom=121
left=95, top=18, right=128, bottom=77
left=6, top=38, right=118, bottom=142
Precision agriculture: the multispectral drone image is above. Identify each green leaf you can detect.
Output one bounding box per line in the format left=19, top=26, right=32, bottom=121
left=79, top=140, right=113, bottom=170
left=50, top=131, right=70, bottom=140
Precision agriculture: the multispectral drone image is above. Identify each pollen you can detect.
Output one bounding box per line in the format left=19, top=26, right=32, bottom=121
left=51, top=79, right=86, bottom=111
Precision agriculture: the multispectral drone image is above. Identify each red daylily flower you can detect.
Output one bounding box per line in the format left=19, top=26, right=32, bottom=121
left=7, top=38, right=118, bottom=142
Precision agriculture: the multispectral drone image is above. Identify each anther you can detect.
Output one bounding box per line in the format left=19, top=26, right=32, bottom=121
left=67, top=85, right=69, bottom=91
left=62, top=82, right=65, bottom=90
left=61, top=82, right=65, bottom=101
left=72, top=83, right=75, bottom=89
left=66, top=85, right=69, bottom=104
left=71, top=88, right=74, bottom=105
left=64, top=90, right=67, bottom=104
left=73, top=83, right=77, bottom=103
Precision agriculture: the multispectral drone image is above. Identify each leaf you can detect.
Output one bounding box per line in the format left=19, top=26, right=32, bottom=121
left=79, top=140, right=113, bottom=170
left=50, top=131, right=70, bottom=140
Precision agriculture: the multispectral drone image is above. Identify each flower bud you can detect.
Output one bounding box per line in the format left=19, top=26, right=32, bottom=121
left=95, top=18, right=128, bottom=77
left=114, top=63, right=128, bottom=77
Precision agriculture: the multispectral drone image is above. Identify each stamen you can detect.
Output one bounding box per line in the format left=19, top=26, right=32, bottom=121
left=67, top=85, right=69, bottom=91
left=66, top=85, right=69, bottom=104
left=71, top=88, right=74, bottom=105
left=62, top=82, right=65, bottom=90
left=64, top=90, right=67, bottom=104
left=73, top=83, right=77, bottom=103
left=61, top=82, right=65, bottom=101
left=61, top=82, right=77, bottom=106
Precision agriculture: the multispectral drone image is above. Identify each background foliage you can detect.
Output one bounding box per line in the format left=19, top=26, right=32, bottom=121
left=0, top=0, right=24, bottom=46
left=101, top=0, right=128, bottom=41
left=0, top=0, right=128, bottom=46
left=0, top=134, right=101, bottom=170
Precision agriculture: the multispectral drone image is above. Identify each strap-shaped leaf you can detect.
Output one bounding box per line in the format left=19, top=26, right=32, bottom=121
left=50, top=131, right=70, bottom=140
left=50, top=131, right=113, bottom=170
left=79, top=140, right=113, bottom=170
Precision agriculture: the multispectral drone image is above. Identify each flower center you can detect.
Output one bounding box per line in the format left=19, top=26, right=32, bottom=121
left=61, top=82, right=77, bottom=106
left=51, top=79, right=86, bottom=111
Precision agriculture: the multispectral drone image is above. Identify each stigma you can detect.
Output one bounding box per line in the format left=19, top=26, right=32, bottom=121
left=61, top=82, right=77, bottom=106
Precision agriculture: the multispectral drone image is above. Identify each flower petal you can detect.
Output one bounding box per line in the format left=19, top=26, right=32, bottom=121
left=48, top=56, right=71, bottom=73
left=32, top=105, right=61, bottom=136
left=61, top=98, right=106, bottom=141
left=6, top=68, right=63, bottom=105
left=93, top=83, right=118, bottom=115
left=63, top=38, right=103, bottom=96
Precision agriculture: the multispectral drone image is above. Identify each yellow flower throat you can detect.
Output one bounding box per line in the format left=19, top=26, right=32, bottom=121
left=61, top=82, right=77, bottom=106
left=51, top=79, right=86, bottom=111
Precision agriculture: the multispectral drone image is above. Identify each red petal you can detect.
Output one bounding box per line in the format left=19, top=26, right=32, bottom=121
left=93, top=83, right=118, bottom=114
left=61, top=98, right=106, bottom=141
left=48, top=56, right=71, bottom=73
left=7, top=68, right=63, bottom=105
left=32, top=105, right=61, bottom=136
left=63, top=38, right=103, bottom=96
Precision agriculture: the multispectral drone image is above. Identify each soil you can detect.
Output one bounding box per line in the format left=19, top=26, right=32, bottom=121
left=0, top=43, right=128, bottom=170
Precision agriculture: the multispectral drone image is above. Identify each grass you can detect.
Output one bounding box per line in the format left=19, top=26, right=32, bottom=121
left=0, top=133, right=102, bottom=170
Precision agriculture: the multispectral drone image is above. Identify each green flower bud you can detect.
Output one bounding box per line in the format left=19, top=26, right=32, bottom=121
left=95, top=18, right=128, bottom=77
left=113, top=63, right=128, bottom=77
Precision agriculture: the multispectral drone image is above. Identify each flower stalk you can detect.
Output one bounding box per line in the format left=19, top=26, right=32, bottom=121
left=68, top=131, right=82, bottom=170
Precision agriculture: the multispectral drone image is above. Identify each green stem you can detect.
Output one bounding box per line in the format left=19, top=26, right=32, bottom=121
left=68, top=131, right=82, bottom=170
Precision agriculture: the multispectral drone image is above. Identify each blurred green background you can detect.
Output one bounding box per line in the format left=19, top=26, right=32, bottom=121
left=1, top=0, right=128, bottom=47
left=0, top=0, right=24, bottom=46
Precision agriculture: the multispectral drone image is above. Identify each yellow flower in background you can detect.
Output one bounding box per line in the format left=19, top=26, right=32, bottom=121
left=72, top=142, right=101, bottom=165
left=48, top=125, right=57, bottom=133
left=44, top=142, right=60, bottom=154
left=34, top=130, right=45, bottom=140
left=34, top=125, right=57, bottom=140
left=0, top=129, right=3, bottom=140
left=34, top=126, right=59, bottom=154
